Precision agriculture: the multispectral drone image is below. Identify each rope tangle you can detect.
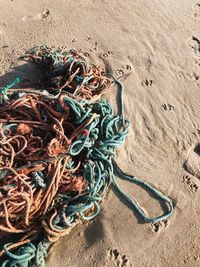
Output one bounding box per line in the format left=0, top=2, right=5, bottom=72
left=0, top=45, right=174, bottom=267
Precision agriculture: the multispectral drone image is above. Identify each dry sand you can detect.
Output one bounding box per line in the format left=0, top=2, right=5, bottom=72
left=1, top=0, right=200, bottom=266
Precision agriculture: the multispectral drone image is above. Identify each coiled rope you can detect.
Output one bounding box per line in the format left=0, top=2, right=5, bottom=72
left=0, top=45, right=173, bottom=267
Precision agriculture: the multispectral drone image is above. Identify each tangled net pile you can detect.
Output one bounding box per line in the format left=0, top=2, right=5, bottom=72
left=20, top=45, right=112, bottom=100
left=0, top=46, right=173, bottom=267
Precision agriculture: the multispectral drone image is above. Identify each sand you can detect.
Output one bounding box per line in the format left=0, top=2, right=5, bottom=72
left=1, top=0, right=200, bottom=266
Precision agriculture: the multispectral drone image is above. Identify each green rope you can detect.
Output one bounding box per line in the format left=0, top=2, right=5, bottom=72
left=112, top=160, right=173, bottom=223
left=107, top=73, right=125, bottom=127
left=1, top=241, right=49, bottom=267
left=0, top=77, right=21, bottom=95
left=0, top=77, right=21, bottom=104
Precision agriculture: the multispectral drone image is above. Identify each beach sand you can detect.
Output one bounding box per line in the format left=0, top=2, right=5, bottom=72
left=0, top=0, right=200, bottom=266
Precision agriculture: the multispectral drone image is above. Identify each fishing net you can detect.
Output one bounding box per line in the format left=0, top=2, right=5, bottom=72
left=0, top=46, right=173, bottom=267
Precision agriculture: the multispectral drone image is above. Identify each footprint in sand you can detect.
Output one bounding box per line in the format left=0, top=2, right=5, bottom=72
left=114, top=65, right=132, bottom=76
left=90, top=42, right=98, bottom=52
left=122, top=65, right=132, bottom=71
left=151, top=220, right=168, bottom=233
left=107, top=249, right=130, bottom=267
left=86, top=36, right=93, bottom=41
left=182, top=175, right=199, bottom=193
left=114, top=65, right=132, bottom=77
left=162, top=103, right=175, bottom=111
left=188, top=36, right=200, bottom=57
left=193, top=3, right=200, bottom=18
left=99, top=50, right=114, bottom=59
left=83, top=52, right=90, bottom=57
left=86, top=36, right=98, bottom=52
left=184, top=144, right=200, bottom=183
left=142, top=79, right=155, bottom=87
left=186, top=72, right=199, bottom=81
left=177, top=70, right=200, bottom=87
left=115, top=69, right=125, bottom=76
left=21, top=10, right=50, bottom=21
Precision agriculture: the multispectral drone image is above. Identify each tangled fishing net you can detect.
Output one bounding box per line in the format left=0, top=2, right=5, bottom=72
left=0, top=46, right=173, bottom=267
left=20, top=45, right=112, bottom=101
